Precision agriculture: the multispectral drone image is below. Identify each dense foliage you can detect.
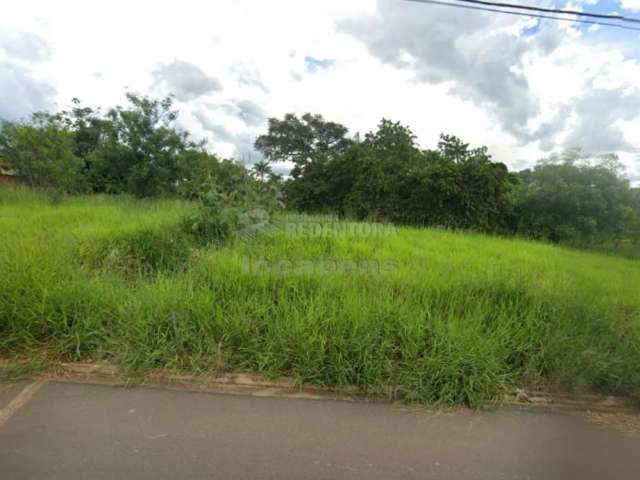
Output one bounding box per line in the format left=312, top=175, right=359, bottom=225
left=1, top=97, right=638, bottom=247
left=256, top=115, right=639, bottom=243
left=516, top=151, right=639, bottom=244
left=0, top=94, right=264, bottom=200
left=0, top=112, right=87, bottom=192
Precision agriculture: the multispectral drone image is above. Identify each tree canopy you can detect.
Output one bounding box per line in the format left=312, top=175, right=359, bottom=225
left=1, top=98, right=638, bottom=250
left=0, top=93, right=259, bottom=199
left=515, top=151, right=637, bottom=243
left=258, top=116, right=519, bottom=233
left=254, top=113, right=351, bottom=178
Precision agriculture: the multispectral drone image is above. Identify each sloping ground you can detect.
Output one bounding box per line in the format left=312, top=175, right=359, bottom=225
left=1, top=186, right=640, bottom=406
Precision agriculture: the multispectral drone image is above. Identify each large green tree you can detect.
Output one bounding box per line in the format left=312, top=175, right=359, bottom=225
left=516, top=151, right=637, bottom=243
left=264, top=114, right=518, bottom=232
left=254, top=113, right=351, bottom=178
left=345, top=119, right=423, bottom=220
left=250, top=160, right=273, bottom=182
left=88, top=93, right=196, bottom=197
left=0, top=113, right=87, bottom=192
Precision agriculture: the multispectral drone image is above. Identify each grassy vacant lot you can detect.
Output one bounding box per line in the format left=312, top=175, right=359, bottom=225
left=1, top=186, right=639, bottom=406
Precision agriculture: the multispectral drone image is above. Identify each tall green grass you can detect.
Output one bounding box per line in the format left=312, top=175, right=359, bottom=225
left=1, top=185, right=640, bottom=406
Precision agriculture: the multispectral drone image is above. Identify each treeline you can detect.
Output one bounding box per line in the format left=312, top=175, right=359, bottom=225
left=255, top=114, right=640, bottom=246
left=1, top=94, right=639, bottom=247
left=0, top=94, right=278, bottom=203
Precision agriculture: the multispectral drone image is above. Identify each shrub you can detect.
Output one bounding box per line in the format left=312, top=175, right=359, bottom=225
left=87, top=94, right=196, bottom=197
left=0, top=114, right=88, bottom=193
left=515, top=151, right=638, bottom=244
left=181, top=189, right=233, bottom=245
left=84, top=228, right=193, bottom=276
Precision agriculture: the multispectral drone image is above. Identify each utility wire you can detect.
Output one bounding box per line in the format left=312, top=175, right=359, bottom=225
left=445, top=0, right=640, bottom=24
left=407, top=0, right=640, bottom=31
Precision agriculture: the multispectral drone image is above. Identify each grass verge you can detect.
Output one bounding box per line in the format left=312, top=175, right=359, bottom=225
left=1, top=185, right=640, bottom=406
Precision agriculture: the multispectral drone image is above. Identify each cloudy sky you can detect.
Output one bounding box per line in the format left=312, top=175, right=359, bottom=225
left=1, top=0, right=639, bottom=180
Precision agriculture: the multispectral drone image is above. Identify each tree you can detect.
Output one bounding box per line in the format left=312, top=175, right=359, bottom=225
left=89, top=93, right=196, bottom=197
left=251, top=160, right=273, bottom=182
left=282, top=145, right=362, bottom=214
left=438, top=135, right=517, bottom=232
left=58, top=98, right=109, bottom=160
left=268, top=115, right=519, bottom=232
left=371, top=133, right=518, bottom=232
left=0, top=113, right=87, bottom=192
left=254, top=113, right=351, bottom=178
left=174, top=149, right=228, bottom=200
left=515, top=151, right=636, bottom=243
left=345, top=119, right=423, bottom=220
left=631, top=187, right=640, bottom=242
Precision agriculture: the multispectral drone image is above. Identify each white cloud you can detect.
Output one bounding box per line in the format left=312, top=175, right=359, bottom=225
left=0, top=0, right=638, bottom=180
left=621, top=0, right=640, bottom=11
left=0, top=62, right=55, bottom=120
left=152, top=60, right=222, bottom=101
left=0, top=31, right=50, bottom=62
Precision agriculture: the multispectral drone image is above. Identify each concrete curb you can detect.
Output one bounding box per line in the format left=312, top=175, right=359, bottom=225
left=3, top=361, right=637, bottom=413
left=0, top=359, right=640, bottom=415
left=45, top=362, right=366, bottom=403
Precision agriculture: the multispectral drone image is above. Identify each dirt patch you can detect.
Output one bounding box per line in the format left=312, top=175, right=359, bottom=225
left=582, top=411, right=640, bottom=436
left=504, top=389, right=640, bottom=414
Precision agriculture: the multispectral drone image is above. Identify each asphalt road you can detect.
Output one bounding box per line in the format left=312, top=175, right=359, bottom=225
left=1, top=380, right=639, bottom=479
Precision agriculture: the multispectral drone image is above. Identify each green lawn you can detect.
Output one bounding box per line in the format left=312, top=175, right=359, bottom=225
left=1, top=186, right=639, bottom=406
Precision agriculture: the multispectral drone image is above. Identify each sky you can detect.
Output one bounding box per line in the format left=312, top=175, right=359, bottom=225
left=1, top=0, right=639, bottom=181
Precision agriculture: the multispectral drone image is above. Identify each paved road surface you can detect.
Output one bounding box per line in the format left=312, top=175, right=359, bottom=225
left=1, top=380, right=639, bottom=479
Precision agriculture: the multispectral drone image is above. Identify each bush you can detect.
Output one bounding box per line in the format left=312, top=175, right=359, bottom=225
left=84, top=228, right=193, bottom=276
left=273, top=120, right=517, bottom=233
left=0, top=94, right=233, bottom=198
left=181, top=189, right=233, bottom=245
left=0, top=114, right=87, bottom=193
left=87, top=94, right=198, bottom=197
left=181, top=171, right=283, bottom=245
left=515, top=152, right=637, bottom=244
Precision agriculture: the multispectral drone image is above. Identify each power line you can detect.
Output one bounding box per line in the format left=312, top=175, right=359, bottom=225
left=406, top=0, right=640, bottom=31
left=446, top=0, right=640, bottom=24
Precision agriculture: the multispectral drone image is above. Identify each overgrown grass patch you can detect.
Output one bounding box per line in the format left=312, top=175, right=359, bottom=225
left=2, top=185, right=640, bottom=406
left=81, top=228, right=194, bottom=276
